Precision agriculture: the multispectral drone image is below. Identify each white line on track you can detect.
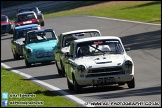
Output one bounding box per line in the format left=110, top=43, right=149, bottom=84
left=87, top=16, right=161, bottom=26
left=1, top=63, right=94, bottom=107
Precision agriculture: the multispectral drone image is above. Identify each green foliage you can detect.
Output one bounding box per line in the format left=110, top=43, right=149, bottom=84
left=44, top=1, right=161, bottom=24
left=1, top=68, right=79, bottom=107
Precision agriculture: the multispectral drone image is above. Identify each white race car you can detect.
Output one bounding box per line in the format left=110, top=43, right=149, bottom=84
left=64, top=36, right=135, bottom=92
left=55, top=29, right=101, bottom=76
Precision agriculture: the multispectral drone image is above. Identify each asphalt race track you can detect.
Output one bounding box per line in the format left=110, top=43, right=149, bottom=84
left=1, top=16, right=161, bottom=107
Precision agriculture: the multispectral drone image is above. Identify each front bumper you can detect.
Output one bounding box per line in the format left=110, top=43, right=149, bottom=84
left=27, top=55, right=55, bottom=64
left=76, top=74, right=134, bottom=86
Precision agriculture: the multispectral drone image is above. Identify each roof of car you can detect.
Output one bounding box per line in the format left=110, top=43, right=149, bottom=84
left=1, top=15, right=7, bottom=17
left=15, top=24, right=40, bottom=30
left=17, top=11, right=35, bottom=15
left=18, top=6, right=38, bottom=10
left=1, top=15, right=8, bottom=18
left=61, top=29, right=101, bottom=35
left=74, top=36, right=121, bottom=43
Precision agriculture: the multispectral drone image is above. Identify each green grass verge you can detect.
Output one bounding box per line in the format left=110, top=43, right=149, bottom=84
left=43, top=1, right=161, bottom=24
left=1, top=68, right=80, bottom=107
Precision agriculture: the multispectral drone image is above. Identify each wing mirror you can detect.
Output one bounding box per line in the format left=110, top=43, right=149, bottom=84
left=57, top=46, right=61, bottom=49
left=125, top=47, right=130, bottom=52
left=65, top=52, right=72, bottom=58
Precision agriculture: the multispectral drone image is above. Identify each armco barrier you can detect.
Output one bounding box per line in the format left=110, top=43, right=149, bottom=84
left=1, top=1, right=81, bottom=18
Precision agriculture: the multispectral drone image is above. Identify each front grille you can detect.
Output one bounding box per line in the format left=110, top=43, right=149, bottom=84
left=36, top=52, right=54, bottom=58
left=86, top=66, right=125, bottom=77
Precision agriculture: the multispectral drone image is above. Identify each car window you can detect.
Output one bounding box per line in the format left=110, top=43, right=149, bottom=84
left=28, top=31, right=56, bottom=44
left=28, top=34, right=43, bottom=43
left=15, top=30, right=27, bottom=39
left=18, top=13, right=35, bottom=21
left=45, top=31, right=56, bottom=40
left=76, top=39, right=124, bottom=58
left=1, top=16, right=7, bottom=22
left=32, top=7, right=38, bottom=14
left=62, top=31, right=100, bottom=47
left=18, top=9, right=32, bottom=13
left=63, top=35, right=76, bottom=47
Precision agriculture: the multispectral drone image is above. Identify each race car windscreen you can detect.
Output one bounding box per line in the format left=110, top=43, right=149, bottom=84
left=62, top=31, right=100, bottom=47
left=15, top=30, right=27, bottom=39
left=27, top=31, right=56, bottom=43
left=18, top=13, right=35, bottom=22
left=76, top=39, right=124, bottom=57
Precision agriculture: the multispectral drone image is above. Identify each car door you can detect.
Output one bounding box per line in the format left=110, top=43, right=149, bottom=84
left=54, top=35, right=62, bottom=64
left=23, top=33, right=30, bottom=58
left=65, top=42, right=75, bottom=81
left=11, top=30, right=17, bottom=53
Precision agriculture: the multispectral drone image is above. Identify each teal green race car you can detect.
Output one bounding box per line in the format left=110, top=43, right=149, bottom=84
left=23, top=28, right=58, bottom=67
left=11, top=24, right=41, bottom=60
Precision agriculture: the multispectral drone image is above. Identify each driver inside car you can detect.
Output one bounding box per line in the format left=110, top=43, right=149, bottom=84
left=77, top=46, right=90, bottom=57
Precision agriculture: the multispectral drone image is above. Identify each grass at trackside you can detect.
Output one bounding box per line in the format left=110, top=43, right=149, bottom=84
left=1, top=68, right=80, bottom=107
left=10, top=1, right=161, bottom=24
left=43, top=1, right=161, bottom=24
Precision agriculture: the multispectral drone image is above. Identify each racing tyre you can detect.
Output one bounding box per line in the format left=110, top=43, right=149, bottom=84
left=25, top=59, right=31, bottom=67
left=41, top=21, right=44, bottom=26
left=118, top=82, right=125, bottom=86
left=12, top=49, right=20, bottom=60
left=73, top=76, right=82, bottom=93
left=127, top=77, right=135, bottom=88
left=56, top=61, right=62, bottom=75
left=67, top=78, right=74, bottom=90
left=60, top=61, right=66, bottom=77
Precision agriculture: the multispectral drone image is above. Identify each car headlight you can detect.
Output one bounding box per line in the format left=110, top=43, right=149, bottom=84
left=77, top=65, right=86, bottom=77
left=124, top=60, right=133, bottom=74
left=37, top=26, right=41, bottom=30
left=26, top=48, right=32, bottom=54
left=77, top=65, right=86, bottom=71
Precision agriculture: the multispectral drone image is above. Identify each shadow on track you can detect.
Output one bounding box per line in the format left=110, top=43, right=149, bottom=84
left=121, top=30, right=161, bottom=50
left=21, top=73, right=63, bottom=80
left=24, top=85, right=160, bottom=98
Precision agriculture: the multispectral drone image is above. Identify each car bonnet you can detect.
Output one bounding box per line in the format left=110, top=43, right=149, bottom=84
left=25, top=40, right=58, bottom=51
left=74, top=54, right=127, bottom=68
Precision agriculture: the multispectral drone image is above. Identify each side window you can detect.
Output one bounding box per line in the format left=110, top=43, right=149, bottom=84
left=13, top=31, right=16, bottom=40
left=69, top=42, right=74, bottom=57
left=25, top=34, right=28, bottom=44
left=57, top=35, right=62, bottom=48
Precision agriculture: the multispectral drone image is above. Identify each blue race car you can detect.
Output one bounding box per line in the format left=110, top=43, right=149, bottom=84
left=11, top=24, right=41, bottom=60
left=23, top=28, right=58, bottom=67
